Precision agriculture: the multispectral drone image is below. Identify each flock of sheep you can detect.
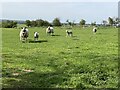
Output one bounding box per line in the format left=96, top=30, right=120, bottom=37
left=19, top=26, right=97, bottom=42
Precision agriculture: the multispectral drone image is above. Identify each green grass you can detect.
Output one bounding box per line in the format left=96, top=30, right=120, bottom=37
left=2, top=26, right=118, bottom=88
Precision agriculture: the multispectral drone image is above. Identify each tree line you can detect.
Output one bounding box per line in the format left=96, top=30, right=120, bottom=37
left=1, top=17, right=120, bottom=28
left=25, top=18, right=62, bottom=27
left=1, top=20, right=17, bottom=28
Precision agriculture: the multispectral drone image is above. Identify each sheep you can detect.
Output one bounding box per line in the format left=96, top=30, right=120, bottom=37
left=93, top=27, right=97, bottom=33
left=46, top=26, right=54, bottom=36
left=34, top=32, right=39, bottom=41
left=66, top=30, right=73, bottom=37
left=20, top=27, right=29, bottom=42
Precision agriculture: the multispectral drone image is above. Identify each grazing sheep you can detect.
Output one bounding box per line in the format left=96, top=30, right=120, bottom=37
left=46, top=25, right=54, bottom=35
left=93, top=27, right=97, bottom=33
left=34, top=32, right=39, bottom=41
left=20, top=27, right=29, bottom=42
left=66, top=30, right=73, bottom=37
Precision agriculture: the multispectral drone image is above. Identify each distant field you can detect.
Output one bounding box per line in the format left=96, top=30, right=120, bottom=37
left=2, top=26, right=118, bottom=88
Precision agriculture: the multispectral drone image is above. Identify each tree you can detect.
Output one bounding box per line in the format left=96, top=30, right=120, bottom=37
left=36, top=19, right=50, bottom=26
left=108, top=17, right=114, bottom=25
left=11, top=21, right=17, bottom=28
left=43, top=20, right=50, bottom=26
left=80, top=19, right=86, bottom=26
left=72, top=20, right=75, bottom=26
left=68, top=22, right=72, bottom=26
left=31, top=20, right=37, bottom=27
left=66, top=19, right=69, bottom=23
left=102, top=20, right=107, bottom=26
left=91, top=21, right=96, bottom=26
left=66, top=19, right=72, bottom=26
left=2, top=20, right=17, bottom=28
left=36, top=19, right=44, bottom=27
left=52, top=18, right=61, bottom=26
left=114, top=17, right=120, bottom=25
left=25, top=20, right=31, bottom=27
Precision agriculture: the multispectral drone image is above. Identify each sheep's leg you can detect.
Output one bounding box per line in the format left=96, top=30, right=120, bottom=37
left=20, top=37, right=22, bottom=41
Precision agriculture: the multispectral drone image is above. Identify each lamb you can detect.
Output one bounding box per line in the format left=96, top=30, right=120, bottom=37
left=66, top=30, right=73, bottom=37
left=34, top=32, right=39, bottom=41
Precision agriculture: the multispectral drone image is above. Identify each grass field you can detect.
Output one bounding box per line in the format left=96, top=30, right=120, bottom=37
left=2, top=26, right=118, bottom=88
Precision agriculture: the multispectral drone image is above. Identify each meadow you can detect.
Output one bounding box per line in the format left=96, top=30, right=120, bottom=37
left=2, top=26, right=118, bottom=88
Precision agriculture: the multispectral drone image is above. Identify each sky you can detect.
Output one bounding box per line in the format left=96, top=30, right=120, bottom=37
left=0, top=0, right=119, bottom=24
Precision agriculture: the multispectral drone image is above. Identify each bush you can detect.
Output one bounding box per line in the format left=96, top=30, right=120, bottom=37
left=25, top=19, right=50, bottom=27
left=52, top=18, right=62, bottom=26
left=2, top=20, right=17, bottom=28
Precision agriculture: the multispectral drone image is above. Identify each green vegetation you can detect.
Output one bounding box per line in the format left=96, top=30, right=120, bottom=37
left=52, top=18, right=62, bottom=26
left=2, top=20, right=17, bottom=28
left=80, top=19, right=86, bottom=26
left=25, top=19, right=50, bottom=27
left=2, top=26, right=118, bottom=88
left=108, top=17, right=114, bottom=26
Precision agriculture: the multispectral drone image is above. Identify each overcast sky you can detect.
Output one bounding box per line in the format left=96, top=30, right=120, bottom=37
left=0, top=0, right=119, bottom=23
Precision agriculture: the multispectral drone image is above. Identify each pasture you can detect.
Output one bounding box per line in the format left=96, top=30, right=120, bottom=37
left=2, top=26, right=118, bottom=88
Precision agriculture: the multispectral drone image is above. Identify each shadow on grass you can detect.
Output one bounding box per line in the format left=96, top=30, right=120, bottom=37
left=51, top=35, right=61, bottom=36
left=2, top=53, right=11, bottom=58
left=2, top=52, right=118, bottom=88
left=72, top=38, right=79, bottom=40
left=29, top=40, right=48, bottom=43
left=72, top=36, right=77, bottom=37
left=2, top=63, right=71, bottom=88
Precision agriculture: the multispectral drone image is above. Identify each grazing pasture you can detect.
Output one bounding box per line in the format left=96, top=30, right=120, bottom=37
left=2, top=26, right=118, bottom=88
